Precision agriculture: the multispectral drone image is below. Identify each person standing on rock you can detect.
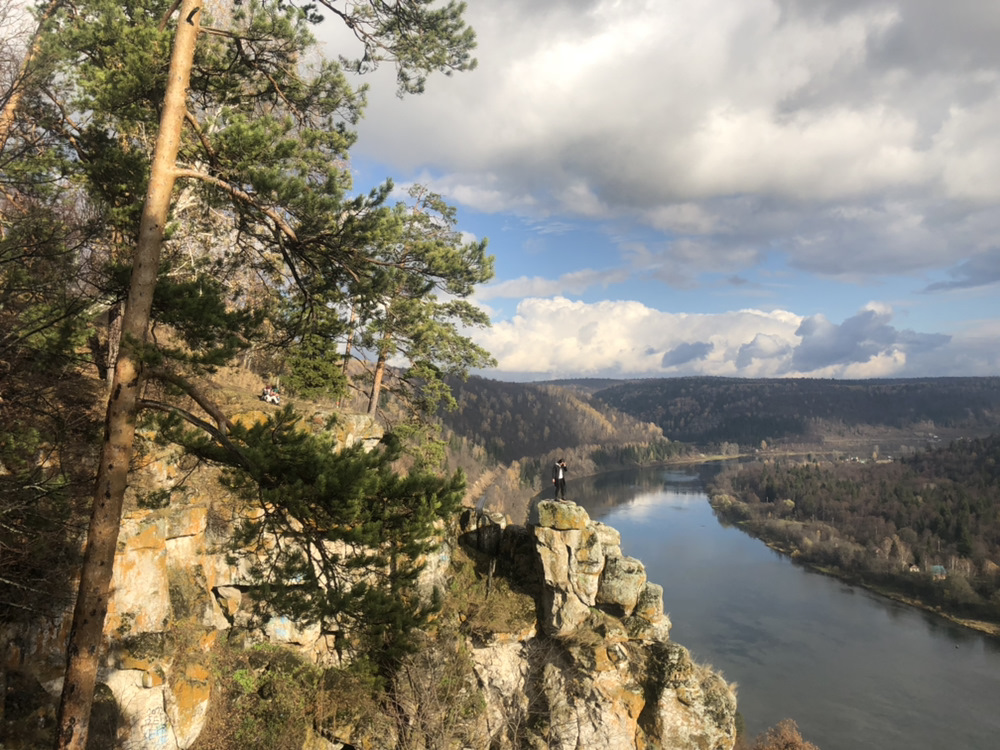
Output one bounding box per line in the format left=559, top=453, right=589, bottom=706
left=552, top=458, right=568, bottom=501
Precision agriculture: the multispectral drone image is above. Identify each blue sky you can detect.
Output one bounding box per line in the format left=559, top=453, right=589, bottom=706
left=321, top=0, right=1000, bottom=381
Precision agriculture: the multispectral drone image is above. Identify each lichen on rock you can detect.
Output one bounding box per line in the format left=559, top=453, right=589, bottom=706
left=3, top=448, right=737, bottom=750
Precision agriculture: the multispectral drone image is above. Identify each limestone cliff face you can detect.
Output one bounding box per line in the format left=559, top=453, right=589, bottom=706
left=3, top=418, right=736, bottom=750
left=462, top=503, right=737, bottom=750
left=2, top=411, right=385, bottom=750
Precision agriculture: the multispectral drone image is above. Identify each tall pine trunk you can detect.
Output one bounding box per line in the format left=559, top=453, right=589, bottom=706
left=0, top=0, right=63, bottom=155
left=54, top=3, right=201, bottom=747
left=368, top=347, right=388, bottom=415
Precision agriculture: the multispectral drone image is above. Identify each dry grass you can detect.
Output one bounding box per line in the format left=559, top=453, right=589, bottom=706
left=443, top=546, right=538, bottom=640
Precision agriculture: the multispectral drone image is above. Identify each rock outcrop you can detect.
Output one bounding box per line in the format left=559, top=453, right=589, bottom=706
left=461, top=501, right=738, bottom=750
left=1, top=411, right=384, bottom=750
left=3, top=418, right=737, bottom=749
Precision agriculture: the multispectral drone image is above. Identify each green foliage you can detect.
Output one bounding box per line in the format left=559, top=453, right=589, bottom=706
left=347, top=183, right=496, bottom=419
left=150, top=266, right=262, bottom=369
left=712, top=435, right=1000, bottom=625
left=0, top=205, right=91, bottom=364
left=13, top=0, right=489, bottom=410
left=310, top=0, right=478, bottom=95
left=284, top=331, right=348, bottom=401
left=174, top=408, right=465, bottom=663
left=100, top=258, right=262, bottom=371
left=13, top=0, right=491, bottom=458
left=4, top=0, right=485, bottom=744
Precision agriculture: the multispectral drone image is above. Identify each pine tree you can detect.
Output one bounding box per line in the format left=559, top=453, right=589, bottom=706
left=23, top=0, right=483, bottom=746
left=351, top=184, right=496, bottom=418
left=174, top=409, right=465, bottom=664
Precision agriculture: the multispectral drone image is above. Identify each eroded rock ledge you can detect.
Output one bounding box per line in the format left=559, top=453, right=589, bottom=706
left=460, top=501, right=737, bottom=750
left=3, top=443, right=736, bottom=750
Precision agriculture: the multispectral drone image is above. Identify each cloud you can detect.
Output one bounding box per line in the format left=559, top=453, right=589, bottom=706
left=478, top=267, right=631, bottom=301
left=790, top=304, right=950, bottom=371
left=923, top=248, right=1000, bottom=292
left=737, top=334, right=793, bottom=369
left=341, top=1, right=1000, bottom=284
left=473, top=298, right=970, bottom=379
left=662, top=342, right=715, bottom=368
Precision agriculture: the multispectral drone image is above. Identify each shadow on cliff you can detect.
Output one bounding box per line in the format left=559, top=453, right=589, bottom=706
left=454, top=509, right=545, bottom=639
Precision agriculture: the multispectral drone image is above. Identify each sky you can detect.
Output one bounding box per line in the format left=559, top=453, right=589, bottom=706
left=320, top=0, right=1000, bottom=382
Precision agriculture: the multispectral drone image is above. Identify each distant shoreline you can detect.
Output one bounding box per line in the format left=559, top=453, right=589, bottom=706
left=711, top=500, right=1000, bottom=641
left=776, top=540, right=1000, bottom=639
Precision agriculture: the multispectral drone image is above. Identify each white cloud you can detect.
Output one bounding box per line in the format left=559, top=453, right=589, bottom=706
left=472, top=298, right=975, bottom=379
left=935, top=99, right=1000, bottom=202
left=476, top=298, right=801, bottom=377
left=478, top=268, right=630, bottom=301
left=644, top=203, right=722, bottom=235
left=339, top=0, right=1000, bottom=281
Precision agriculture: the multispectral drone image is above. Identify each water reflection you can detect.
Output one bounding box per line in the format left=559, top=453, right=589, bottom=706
left=569, top=464, right=1000, bottom=750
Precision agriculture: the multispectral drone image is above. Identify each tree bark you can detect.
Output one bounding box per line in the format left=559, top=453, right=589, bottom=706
left=368, top=346, right=388, bottom=415
left=343, top=302, right=357, bottom=374
left=0, top=0, right=63, bottom=156
left=54, top=2, right=201, bottom=748
left=104, top=300, right=122, bottom=387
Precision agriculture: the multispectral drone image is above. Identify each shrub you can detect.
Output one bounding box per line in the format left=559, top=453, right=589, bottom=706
left=749, top=719, right=820, bottom=750
left=193, top=642, right=320, bottom=750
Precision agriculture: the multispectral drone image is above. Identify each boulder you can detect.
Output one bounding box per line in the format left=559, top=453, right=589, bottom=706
left=597, top=555, right=648, bottom=617
left=529, top=499, right=590, bottom=530
left=635, top=582, right=666, bottom=623
left=165, top=661, right=212, bottom=749
left=102, top=670, right=178, bottom=750
left=593, top=520, right=623, bottom=557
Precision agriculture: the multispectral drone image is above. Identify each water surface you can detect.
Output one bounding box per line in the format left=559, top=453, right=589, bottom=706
left=572, top=466, right=1000, bottom=750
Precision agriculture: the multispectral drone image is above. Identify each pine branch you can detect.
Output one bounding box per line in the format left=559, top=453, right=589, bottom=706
left=157, top=0, right=183, bottom=31
left=146, top=366, right=233, bottom=433
left=172, top=167, right=299, bottom=242
left=138, top=398, right=251, bottom=473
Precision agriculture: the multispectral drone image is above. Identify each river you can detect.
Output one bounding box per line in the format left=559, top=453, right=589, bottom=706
left=571, top=464, right=1000, bottom=750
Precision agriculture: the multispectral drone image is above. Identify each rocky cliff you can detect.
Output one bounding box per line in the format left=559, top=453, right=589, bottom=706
left=461, top=502, right=737, bottom=750
left=2, top=416, right=737, bottom=750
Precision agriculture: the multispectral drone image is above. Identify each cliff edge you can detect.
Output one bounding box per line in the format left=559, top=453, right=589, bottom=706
left=460, top=501, right=737, bottom=750
left=2, top=427, right=737, bottom=749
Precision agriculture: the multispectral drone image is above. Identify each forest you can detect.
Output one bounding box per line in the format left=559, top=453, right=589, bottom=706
left=588, top=376, right=1000, bottom=449
left=709, top=435, right=1000, bottom=629
left=1, top=0, right=494, bottom=747
left=438, top=375, right=669, bottom=464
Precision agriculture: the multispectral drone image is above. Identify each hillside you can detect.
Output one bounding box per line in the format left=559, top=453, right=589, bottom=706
left=438, top=375, right=666, bottom=463
left=1, top=404, right=740, bottom=750
left=709, top=434, right=1000, bottom=634
left=589, top=376, right=1000, bottom=452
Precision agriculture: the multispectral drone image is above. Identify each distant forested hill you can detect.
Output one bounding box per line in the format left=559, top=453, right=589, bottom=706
left=439, top=376, right=664, bottom=463
left=589, top=376, right=1000, bottom=449
left=710, top=434, right=1000, bottom=627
